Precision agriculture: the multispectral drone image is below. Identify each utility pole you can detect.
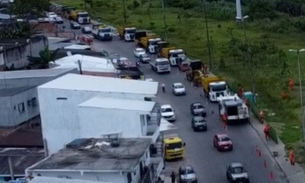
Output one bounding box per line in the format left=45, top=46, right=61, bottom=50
left=161, top=0, right=168, bottom=39
left=122, top=0, right=127, bottom=24
left=202, top=0, right=212, bottom=71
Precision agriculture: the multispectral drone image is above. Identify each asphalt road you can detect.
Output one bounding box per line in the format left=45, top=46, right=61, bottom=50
left=63, top=21, right=286, bottom=183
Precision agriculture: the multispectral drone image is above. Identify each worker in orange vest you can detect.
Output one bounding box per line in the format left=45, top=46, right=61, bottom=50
left=244, top=98, right=250, bottom=109
left=222, top=114, right=228, bottom=130
left=289, top=78, right=294, bottom=91
left=203, top=64, right=208, bottom=76
left=259, top=110, right=265, bottom=124
left=238, top=86, right=243, bottom=98
left=263, top=124, right=270, bottom=140
left=289, top=150, right=295, bottom=165
left=281, top=91, right=288, bottom=100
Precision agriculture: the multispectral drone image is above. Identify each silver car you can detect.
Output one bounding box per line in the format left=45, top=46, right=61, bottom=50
left=226, top=162, right=249, bottom=183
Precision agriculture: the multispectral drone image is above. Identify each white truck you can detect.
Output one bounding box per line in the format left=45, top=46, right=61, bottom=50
left=77, top=12, right=90, bottom=24
left=118, top=26, right=137, bottom=41
left=217, top=94, right=250, bottom=124
left=161, top=47, right=187, bottom=66
left=150, top=58, right=171, bottom=74
left=92, top=24, right=113, bottom=41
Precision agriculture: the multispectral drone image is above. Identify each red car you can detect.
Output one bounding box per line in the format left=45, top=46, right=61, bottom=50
left=178, top=61, right=190, bottom=72
left=213, top=134, right=233, bottom=151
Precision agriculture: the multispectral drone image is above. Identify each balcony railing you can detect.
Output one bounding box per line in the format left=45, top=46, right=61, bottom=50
left=147, top=103, right=161, bottom=126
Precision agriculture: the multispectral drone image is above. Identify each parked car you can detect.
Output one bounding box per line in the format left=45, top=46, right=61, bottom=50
left=53, top=16, right=63, bottom=24
left=70, top=21, right=81, bottom=29
left=226, top=162, right=249, bottom=183
left=161, top=104, right=176, bottom=122
left=172, top=83, right=186, bottom=95
left=138, top=53, right=151, bottom=63
left=191, top=116, right=207, bottom=131
left=46, top=12, right=57, bottom=18
left=82, top=26, right=92, bottom=34
left=213, top=134, right=233, bottom=151
left=190, top=102, right=206, bottom=116
left=134, top=48, right=146, bottom=57
left=178, top=165, right=198, bottom=183
left=178, top=61, right=190, bottom=72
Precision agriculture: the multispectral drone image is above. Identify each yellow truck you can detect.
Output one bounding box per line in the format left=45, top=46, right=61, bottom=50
left=118, top=26, right=136, bottom=41
left=140, top=35, right=156, bottom=48
left=163, top=134, right=185, bottom=160
left=161, top=47, right=186, bottom=66
left=202, top=75, right=228, bottom=102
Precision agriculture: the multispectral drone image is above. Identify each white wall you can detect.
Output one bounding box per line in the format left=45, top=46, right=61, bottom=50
left=0, top=87, right=39, bottom=126
left=38, top=88, right=152, bottom=154
left=78, top=107, right=144, bottom=138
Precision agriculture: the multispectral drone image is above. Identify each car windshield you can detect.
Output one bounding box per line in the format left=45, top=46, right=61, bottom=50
left=78, top=13, right=89, bottom=17
left=211, top=84, right=226, bottom=91
left=161, top=108, right=172, bottom=112
left=136, top=49, right=144, bottom=52
left=101, top=28, right=111, bottom=33
left=194, top=104, right=203, bottom=109
left=175, top=85, right=184, bottom=88
left=194, top=119, right=205, bottom=124
left=126, top=29, right=136, bottom=33
left=156, top=61, right=169, bottom=66
left=166, top=142, right=182, bottom=149
left=141, top=54, right=149, bottom=58
left=232, top=167, right=244, bottom=174
left=181, top=168, right=195, bottom=174
left=220, top=136, right=230, bottom=142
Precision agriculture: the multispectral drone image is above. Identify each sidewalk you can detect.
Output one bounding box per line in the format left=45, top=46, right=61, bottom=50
left=249, top=113, right=305, bottom=183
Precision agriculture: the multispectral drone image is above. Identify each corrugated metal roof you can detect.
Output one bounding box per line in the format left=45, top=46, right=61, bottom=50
left=0, top=148, right=45, bottom=175
left=38, top=74, right=159, bottom=96
left=29, top=177, right=113, bottom=183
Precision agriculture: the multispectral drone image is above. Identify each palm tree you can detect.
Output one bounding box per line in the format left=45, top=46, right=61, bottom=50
left=38, top=46, right=59, bottom=68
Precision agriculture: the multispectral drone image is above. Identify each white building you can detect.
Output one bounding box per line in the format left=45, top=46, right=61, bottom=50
left=50, top=54, right=118, bottom=77
left=38, top=74, right=159, bottom=154
left=26, top=138, right=161, bottom=183
left=29, top=176, right=114, bottom=183
left=78, top=97, right=160, bottom=143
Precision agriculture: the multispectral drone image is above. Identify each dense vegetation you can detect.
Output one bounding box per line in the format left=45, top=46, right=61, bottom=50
left=59, top=0, right=305, bottom=162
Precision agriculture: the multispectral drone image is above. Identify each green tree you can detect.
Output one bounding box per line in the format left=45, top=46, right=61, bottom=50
left=0, top=23, right=37, bottom=39
left=13, top=0, right=50, bottom=16
left=38, top=46, right=59, bottom=68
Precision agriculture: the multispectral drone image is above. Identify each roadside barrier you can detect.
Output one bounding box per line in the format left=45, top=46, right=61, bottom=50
left=79, top=35, right=93, bottom=45
left=226, top=80, right=278, bottom=144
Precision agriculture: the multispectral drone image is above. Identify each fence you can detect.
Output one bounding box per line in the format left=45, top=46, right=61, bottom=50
left=226, top=80, right=278, bottom=144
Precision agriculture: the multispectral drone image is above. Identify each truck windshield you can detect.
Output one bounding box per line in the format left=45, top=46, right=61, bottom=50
left=101, top=29, right=111, bottom=33
left=166, top=142, right=182, bottom=150
left=211, top=84, right=226, bottom=91
left=156, top=61, right=169, bottom=66
left=172, top=52, right=185, bottom=57
left=78, top=13, right=89, bottom=18
left=126, top=29, right=136, bottom=34
left=150, top=41, right=158, bottom=45
left=226, top=105, right=238, bottom=116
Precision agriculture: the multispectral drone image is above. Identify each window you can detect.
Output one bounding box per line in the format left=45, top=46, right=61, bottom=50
left=18, top=102, right=25, bottom=113
left=31, top=97, right=37, bottom=107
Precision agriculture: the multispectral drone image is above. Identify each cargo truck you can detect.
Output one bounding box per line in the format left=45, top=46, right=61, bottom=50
left=92, top=23, right=112, bottom=41
left=157, top=41, right=170, bottom=57
left=118, top=26, right=136, bottom=41
left=186, top=60, right=203, bottom=84
left=161, top=47, right=186, bottom=66
left=135, top=31, right=147, bottom=46
left=150, top=58, right=171, bottom=74
left=140, top=36, right=162, bottom=54
left=202, top=74, right=229, bottom=102
left=164, top=134, right=186, bottom=160
left=218, top=94, right=250, bottom=124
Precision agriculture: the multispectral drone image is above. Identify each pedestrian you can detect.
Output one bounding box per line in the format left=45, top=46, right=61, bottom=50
left=238, top=85, right=243, bottom=98
left=170, top=171, right=176, bottom=183
left=289, top=150, right=295, bottom=165
left=161, top=83, right=166, bottom=93
left=244, top=98, right=250, bottom=110
left=263, top=124, right=270, bottom=140
left=259, top=110, right=265, bottom=124
left=222, top=114, right=228, bottom=130
left=289, top=78, right=294, bottom=91
left=281, top=91, right=288, bottom=100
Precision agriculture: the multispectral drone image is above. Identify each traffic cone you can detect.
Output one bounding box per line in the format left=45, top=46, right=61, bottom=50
left=270, top=171, right=274, bottom=180
left=264, top=160, right=267, bottom=168
left=258, top=150, right=261, bottom=157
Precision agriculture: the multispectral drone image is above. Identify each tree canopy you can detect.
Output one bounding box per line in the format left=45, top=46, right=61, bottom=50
left=13, top=0, right=50, bottom=16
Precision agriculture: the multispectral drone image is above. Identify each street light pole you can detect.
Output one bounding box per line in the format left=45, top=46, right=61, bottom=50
left=289, top=48, right=305, bottom=148
left=203, top=0, right=212, bottom=71
left=160, top=0, right=168, bottom=39
left=242, top=15, right=255, bottom=93
left=122, top=0, right=127, bottom=24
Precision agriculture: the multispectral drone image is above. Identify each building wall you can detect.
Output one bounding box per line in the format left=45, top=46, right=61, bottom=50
left=0, top=87, right=39, bottom=127
left=78, top=107, right=143, bottom=138
left=0, top=51, right=4, bottom=71
left=3, top=35, right=47, bottom=69
left=38, top=88, right=150, bottom=154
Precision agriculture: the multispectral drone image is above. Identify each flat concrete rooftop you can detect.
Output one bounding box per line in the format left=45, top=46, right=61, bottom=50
left=28, top=138, right=151, bottom=172
left=0, top=86, right=36, bottom=97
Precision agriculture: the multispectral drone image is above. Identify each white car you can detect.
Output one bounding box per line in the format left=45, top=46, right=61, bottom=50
left=161, top=105, right=176, bottom=122
left=172, top=83, right=186, bottom=95
left=134, top=48, right=146, bottom=58
left=145, top=78, right=154, bottom=82
left=47, top=12, right=57, bottom=18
